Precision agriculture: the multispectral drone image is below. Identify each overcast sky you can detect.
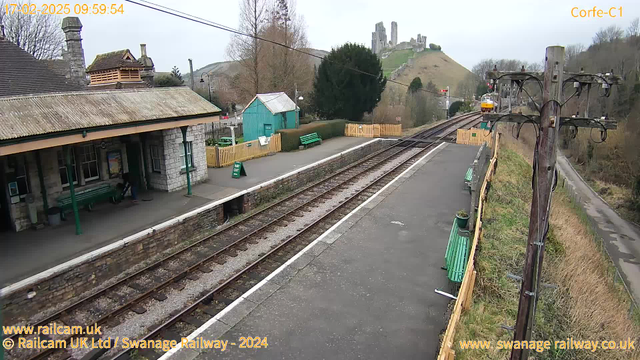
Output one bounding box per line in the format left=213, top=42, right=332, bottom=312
left=45, top=0, right=640, bottom=72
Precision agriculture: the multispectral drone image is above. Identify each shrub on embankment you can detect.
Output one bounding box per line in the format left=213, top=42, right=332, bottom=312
left=277, top=120, right=347, bottom=151
left=452, top=136, right=639, bottom=360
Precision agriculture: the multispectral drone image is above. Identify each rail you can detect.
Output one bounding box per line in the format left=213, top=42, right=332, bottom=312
left=437, top=133, right=501, bottom=360
left=110, top=113, right=483, bottom=360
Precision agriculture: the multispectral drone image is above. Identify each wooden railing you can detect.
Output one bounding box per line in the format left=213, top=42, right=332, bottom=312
left=456, top=128, right=493, bottom=146
left=206, top=133, right=281, bottom=168
left=344, top=124, right=402, bottom=137
left=437, top=133, right=500, bottom=360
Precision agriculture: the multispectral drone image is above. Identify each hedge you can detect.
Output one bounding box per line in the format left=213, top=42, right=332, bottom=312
left=277, top=120, right=347, bottom=151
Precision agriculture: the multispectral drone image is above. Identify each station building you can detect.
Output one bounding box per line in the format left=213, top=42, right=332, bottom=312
left=0, top=18, right=221, bottom=233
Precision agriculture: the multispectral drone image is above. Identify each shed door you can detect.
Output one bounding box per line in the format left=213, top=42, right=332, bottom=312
left=264, top=124, right=273, bottom=137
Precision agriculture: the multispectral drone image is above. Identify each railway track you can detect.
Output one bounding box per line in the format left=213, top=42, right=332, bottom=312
left=4, top=112, right=481, bottom=360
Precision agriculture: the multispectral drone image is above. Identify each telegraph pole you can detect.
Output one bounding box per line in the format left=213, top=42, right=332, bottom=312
left=484, top=48, right=619, bottom=360
left=509, top=46, right=564, bottom=360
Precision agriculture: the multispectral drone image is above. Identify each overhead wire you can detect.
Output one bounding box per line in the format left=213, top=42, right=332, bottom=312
left=125, top=0, right=446, bottom=96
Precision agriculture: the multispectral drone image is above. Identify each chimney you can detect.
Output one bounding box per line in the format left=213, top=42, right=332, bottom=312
left=138, top=43, right=155, bottom=87
left=61, top=17, right=87, bottom=86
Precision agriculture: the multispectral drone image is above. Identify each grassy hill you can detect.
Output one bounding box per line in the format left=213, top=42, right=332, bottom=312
left=382, top=49, right=472, bottom=93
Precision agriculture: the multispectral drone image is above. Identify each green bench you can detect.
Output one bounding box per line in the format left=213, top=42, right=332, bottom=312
left=300, top=132, right=322, bottom=148
left=464, top=167, right=473, bottom=193
left=217, top=137, right=233, bottom=147
left=443, top=218, right=470, bottom=284
left=56, top=183, right=118, bottom=220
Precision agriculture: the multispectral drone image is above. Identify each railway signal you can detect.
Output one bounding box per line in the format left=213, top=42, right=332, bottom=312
left=484, top=46, right=619, bottom=360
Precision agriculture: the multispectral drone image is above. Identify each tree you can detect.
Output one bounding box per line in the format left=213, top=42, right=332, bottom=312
left=227, top=0, right=267, bottom=100
left=154, top=74, right=183, bottom=87
left=312, top=43, right=386, bottom=121
left=259, top=0, right=311, bottom=100
left=476, top=82, right=489, bottom=97
left=627, top=18, right=639, bottom=38
left=429, top=43, right=441, bottom=50
left=593, top=25, right=624, bottom=45
left=170, top=66, right=184, bottom=83
left=408, top=77, right=422, bottom=93
left=0, top=0, right=64, bottom=59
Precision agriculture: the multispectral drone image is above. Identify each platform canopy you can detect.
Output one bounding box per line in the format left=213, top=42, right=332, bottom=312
left=0, top=87, right=221, bottom=156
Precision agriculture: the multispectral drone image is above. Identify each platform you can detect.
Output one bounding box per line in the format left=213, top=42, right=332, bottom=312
left=0, top=137, right=372, bottom=287
left=166, top=143, right=480, bottom=360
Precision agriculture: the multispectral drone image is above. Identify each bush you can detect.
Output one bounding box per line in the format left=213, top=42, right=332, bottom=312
left=428, top=43, right=442, bottom=51
left=277, top=120, right=347, bottom=151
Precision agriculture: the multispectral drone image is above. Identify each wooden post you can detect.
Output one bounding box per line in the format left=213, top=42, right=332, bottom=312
left=510, top=46, right=564, bottom=360
left=464, top=270, right=477, bottom=311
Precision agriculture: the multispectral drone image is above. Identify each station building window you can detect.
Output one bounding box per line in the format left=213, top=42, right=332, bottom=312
left=79, top=144, right=100, bottom=181
left=6, top=155, right=31, bottom=201
left=150, top=145, right=162, bottom=173
left=57, top=150, right=78, bottom=187
left=180, top=142, right=193, bottom=169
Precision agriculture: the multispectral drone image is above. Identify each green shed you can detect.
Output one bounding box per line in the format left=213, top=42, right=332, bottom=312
left=242, top=92, right=298, bottom=141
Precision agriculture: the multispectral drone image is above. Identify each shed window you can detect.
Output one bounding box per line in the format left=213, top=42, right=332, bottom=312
left=180, top=142, right=193, bottom=169
left=57, top=150, right=78, bottom=187
left=150, top=145, right=162, bottom=173
left=80, top=144, right=100, bottom=181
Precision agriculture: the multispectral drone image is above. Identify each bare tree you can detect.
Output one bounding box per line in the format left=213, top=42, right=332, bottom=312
left=226, top=0, right=267, bottom=100
left=0, top=0, right=64, bottom=59
left=260, top=0, right=312, bottom=99
left=627, top=17, right=639, bottom=38
left=592, top=25, right=624, bottom=45
left=564, top=43, right=585, bottom=69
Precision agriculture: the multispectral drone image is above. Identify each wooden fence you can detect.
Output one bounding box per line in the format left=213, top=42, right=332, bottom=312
left=456, top=128, right=493, bottom=146
left=344, top=124, right=402, bottom=138
left=206, top=133, right=281, bottom=168
left=437, top=133, right=500, bottom=360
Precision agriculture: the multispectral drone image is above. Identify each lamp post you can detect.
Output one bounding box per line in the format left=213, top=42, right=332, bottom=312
left=199, top=72, right=213, bottom=103
left=294, top=84, right=303, bottom=129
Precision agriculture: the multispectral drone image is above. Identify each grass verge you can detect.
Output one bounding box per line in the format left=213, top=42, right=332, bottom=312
left=452, top=139, right=639, bottom=360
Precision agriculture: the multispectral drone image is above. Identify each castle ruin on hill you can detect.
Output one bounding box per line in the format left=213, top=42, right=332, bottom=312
left=371, top=21, right=427, bottom=55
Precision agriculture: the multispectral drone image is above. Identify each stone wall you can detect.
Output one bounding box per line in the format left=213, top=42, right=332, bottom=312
left=243, top=140, right=392, bottom=211
left=163, top=124, right=208, bottom=192
left=2, top=202, right=224, bottom=323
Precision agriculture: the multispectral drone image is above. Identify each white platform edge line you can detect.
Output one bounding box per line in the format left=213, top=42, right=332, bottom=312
left=156, top=142, right=446, bottom=360
left=1, top=138, right=390, bottom=297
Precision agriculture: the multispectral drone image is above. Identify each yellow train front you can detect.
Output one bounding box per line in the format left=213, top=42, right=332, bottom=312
left=480, top=94, right=497, bottom=113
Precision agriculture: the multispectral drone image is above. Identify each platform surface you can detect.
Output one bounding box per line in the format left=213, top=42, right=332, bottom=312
left=0, top=137, right=371, bottom=286
left=171, top=143, right=480, bottom=360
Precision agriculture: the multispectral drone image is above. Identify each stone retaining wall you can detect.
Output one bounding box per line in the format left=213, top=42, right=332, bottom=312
left=243, top=140, right=391, bottom=210
left=2, top=205, right=223, bottom=323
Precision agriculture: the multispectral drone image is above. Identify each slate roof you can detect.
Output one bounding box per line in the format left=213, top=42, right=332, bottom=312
left=0, top=87, right=221, bottom=142
left=86, top=49, right=144, bottom=72
left=0, top=40, right=84, bottom=97
left=244, top=92, right=297, bottom=115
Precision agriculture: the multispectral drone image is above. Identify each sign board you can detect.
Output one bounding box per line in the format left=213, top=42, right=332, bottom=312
left=258, top=136, right=270, bottom=146
left=107, top=150, right=122, bottom=178
left=232, top=161, right=247, bottom=178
